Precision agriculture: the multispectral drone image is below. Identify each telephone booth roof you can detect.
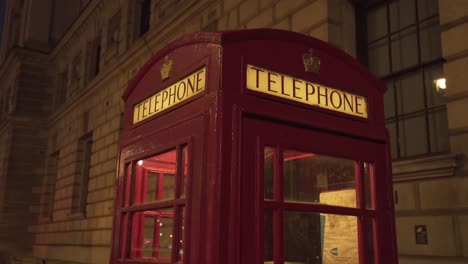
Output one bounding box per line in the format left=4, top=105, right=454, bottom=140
left=121, top=29, right=388, bottom=143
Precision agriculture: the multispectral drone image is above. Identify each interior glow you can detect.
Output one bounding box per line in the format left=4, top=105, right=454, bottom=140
left=137, top=160, right=143, bottom=166
left=434, top=78, right=446, bottom=90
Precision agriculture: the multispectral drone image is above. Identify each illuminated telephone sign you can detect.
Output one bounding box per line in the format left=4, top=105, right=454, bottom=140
left=246, top=64, right=368, bottom=118
left=133, top=67, right=206, bottom=124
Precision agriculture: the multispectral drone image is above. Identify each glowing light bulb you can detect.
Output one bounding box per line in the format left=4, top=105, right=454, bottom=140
left=434, top=78, right=446, bottom=92
left=137, top=160, right=143, bottom=166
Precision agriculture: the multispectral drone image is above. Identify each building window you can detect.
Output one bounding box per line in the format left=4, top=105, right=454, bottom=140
left=364, top=0, right=448, bottom=159
left=72, top=112, right=92, bottom=215
left=72, top=133, right=92, bottom=214
left=107, top=10, right=121, bottom=50
left=42, top=150, right=59, bottom=219
left=123, top=145, right=188, bottom=262
left=135, top=0, right=151, bottom=39
left=70, top=52, right=82, bottom=93
left=86, top=36, right=102, bottom=82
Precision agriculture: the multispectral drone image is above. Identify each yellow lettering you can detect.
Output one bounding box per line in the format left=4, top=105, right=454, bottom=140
left=246, top=64, right=367, bottom=118
left=133, top=67, right=207, bottom=124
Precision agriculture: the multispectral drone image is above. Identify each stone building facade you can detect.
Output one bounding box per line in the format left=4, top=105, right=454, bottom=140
left=0, top=0, right=466, bottom=263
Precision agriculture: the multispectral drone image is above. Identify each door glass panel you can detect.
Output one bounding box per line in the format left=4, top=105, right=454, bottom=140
left=264, top=147, right=275, bottom=200
left=264, top=210, right=274, bottom=263
left=178, top=206, right=185, bottom=260
left=283, top=150, right=356, bottom=208
left=284, top=211, right=358, bottom=264
left=136, top=149, right=177, bottom=203
left=365, top=162, right=374, bottom=209
left=131, top=208, right=174, bottom=260
left=181, top=145, right=188, bottom=198
left=141, top=215, right=154, bottom=257
left=156, top=208, right=174, bottom=259
left=366, top=218, right=376, bottom=264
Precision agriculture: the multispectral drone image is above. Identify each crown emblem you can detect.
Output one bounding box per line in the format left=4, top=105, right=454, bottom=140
left=160, top=56, right=173, bottom=80
left=303, top=49, right=320, bottom=74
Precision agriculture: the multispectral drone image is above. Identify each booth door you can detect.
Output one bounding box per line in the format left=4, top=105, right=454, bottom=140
left=241, top=117, right=395, bottom=264
left=114, top=116, right=205, bottom=263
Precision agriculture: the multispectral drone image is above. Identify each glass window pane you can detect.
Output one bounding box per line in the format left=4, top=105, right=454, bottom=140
left=366, top=218, right=376, bottom=264
left=364, top=163, right=374, bottom=209
left=384, top=82, right=395, bottom=118
left=396, top=72, right=425, bottom=115
left=283, top=150, right=356, bottom=208
left=390, top=0, right=416, bottom=32
left=131, top=208, right=174, bottom=260
left=386, top=121, right=398, bottom=159
left=284, top=212, right=358, bottom=264
left=400, top=115, right=428, bottom=156
left=418, top=0, right=439, bottom=21
left=429, top=109, right=449, bottom=153
left=368, top=39, right=390, bottom=77
left=136, top=149, right=176, bottom=203
left=181, top=146, right=188, bottom=198
left=178, top=207, right=185, bottom=260
left=420, top=19, right=442, bottom=63
left=264, top=210, right=274, bottom=263
left=367, top=5, right=388, bottom=42
left=142, top=216, right=155, bottom=257
left=424, top=65, right=445, bottom=107
left=264, top=147, right=275, bottom=200
left=391, top=28, right=419, bottom=72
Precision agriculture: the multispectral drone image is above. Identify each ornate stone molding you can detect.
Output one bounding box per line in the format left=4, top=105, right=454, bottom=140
left=392, top=153, right=460, bottom=182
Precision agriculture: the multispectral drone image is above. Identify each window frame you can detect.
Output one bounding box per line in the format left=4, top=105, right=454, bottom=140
left=70, top=131, right=93, bottom=216
left=358, top=0, right=448, bottom=160
left=241, top=117, right=390, bottom=264
left=119, top=143, right=189, bottom=264
left=260, top=144, right=377, bottom=264
left=40, top=149, right=60, bottom=221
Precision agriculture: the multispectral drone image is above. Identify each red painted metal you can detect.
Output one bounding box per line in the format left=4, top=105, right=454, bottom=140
left=111, top=29, right=397, bottom=264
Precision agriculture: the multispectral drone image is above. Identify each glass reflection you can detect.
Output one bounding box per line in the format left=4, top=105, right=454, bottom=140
left=178, top=207, right=185, bottom=260
left=283, top=149, right=356, bottom=208
left=132, top=208, right=174, bottom=259
left=135, top=149, right=177, bottom=203
left=264, top=147, right=275, bottom=200
left=181, top=145, right=188, bottom=198
left=284, top=212, right=358, bottom=264
left=264, top=210, right=274, bottom=262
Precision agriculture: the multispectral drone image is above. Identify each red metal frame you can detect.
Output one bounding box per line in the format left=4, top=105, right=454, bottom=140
left=241, top=118, right=383, bottom=264
left=111, top=29, right=398, bottom=264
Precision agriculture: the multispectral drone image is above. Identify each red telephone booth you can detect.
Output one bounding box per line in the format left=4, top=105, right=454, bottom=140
left=110, top=29, right=398, bottom=264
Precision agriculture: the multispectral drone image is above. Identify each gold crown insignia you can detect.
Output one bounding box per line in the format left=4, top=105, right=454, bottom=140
left=303, top=49, right=320, bottom=74
left=160, top=56, right=173, bottom=80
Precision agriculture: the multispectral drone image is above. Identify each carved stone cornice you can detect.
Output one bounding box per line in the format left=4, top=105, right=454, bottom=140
left=50, top=0, right=104, bottom=59
left=392, top=153, right=460, bottom=182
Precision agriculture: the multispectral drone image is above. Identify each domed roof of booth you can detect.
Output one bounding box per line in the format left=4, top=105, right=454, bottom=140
left=122, top=28, right=386, bottom=100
